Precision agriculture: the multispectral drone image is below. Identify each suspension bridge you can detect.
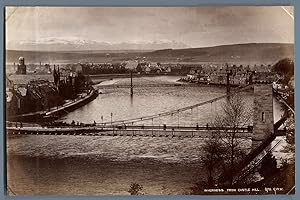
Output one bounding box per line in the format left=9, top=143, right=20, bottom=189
left=6, top=81, right=293, bottom=189
left=6, top=82, right=291, bottom=142
left=96, top=85, right=251, bottom=126
left=92, top=72, right=250, bottom=127
left=7, top=84, right=255, bottom=138
left=6, top=124, right=253, bottom=138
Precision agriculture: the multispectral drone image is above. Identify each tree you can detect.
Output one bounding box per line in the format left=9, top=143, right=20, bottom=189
left=272, top=58, right=294, bottom=85
left=201, top=135, right=226, bottom=186
left=128, top=183, right=143, bottom=195
left=259, top=153, right=277, bottom=178
left=190, top=94, right=253, bottom=194
left=213, top=94, right=252, bottom=185
left=273, top=58, right=294, bottom=132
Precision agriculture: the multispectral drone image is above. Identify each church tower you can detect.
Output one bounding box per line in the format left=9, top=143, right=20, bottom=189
left=16, top=57, right=26, bottom=74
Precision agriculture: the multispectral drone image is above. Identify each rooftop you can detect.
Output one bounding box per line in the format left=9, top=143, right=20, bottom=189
left=7, top=74, right=54, bottom=85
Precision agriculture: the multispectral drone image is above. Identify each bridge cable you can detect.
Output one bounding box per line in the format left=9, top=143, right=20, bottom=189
left=215, top=99, right=218, bottom=119
left=191, top=108, right=193, bottom=126
left=177, top=112, right=180, bottom=128
left=100, top=85, right=253, bottom=125
left=152, top=118, right=154, bottom=134
left=159, top=114, right=161, bottom=128
left=210, top=102, right=213, bottom=123
left=196, top=106, right=199, bottom=124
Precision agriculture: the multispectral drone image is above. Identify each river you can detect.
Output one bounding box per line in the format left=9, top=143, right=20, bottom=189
left=6, top=76, right=283, bottom=195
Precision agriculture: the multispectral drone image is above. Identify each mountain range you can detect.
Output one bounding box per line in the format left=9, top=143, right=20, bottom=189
left=7, top=38, right=190, bottom=51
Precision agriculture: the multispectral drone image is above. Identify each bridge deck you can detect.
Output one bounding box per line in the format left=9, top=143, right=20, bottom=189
left=7, top=125, right=253, bottom=138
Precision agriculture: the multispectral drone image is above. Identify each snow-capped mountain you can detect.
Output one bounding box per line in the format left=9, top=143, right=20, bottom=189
left=7, top=37, right=190, bottom=51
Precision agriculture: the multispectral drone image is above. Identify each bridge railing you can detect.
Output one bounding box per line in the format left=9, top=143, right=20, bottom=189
left=11, top=123, right=253, bottom=132
left=219, top=114, right=287, bottom=185
left=272, top=88, right=294, bottom=115
left=6, top=126, right=253, bottom=138
left=233, top=139, right=282, bottom=185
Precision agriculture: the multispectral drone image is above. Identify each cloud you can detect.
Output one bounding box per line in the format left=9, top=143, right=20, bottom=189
left=6, top=6, right=294, bottom=50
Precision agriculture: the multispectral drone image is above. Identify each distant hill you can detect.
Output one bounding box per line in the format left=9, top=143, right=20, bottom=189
left=6, top=43, right=294, bottom=65
left=5, top=50, right=140, bottom=64
left=145, top=43, right=294, bottom=64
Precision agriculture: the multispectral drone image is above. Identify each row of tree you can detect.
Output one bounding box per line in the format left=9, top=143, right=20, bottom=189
left=82, top=63, right=129, bottom=74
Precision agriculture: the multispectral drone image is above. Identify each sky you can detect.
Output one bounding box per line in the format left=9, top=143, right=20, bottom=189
left=5, top=6, right=294, bottom=50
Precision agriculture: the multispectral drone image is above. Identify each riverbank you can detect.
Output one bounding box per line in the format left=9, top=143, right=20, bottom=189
left=89, top=73, right=181, bottom=85
left=45, top=89, right=99, bottom=119
left=89, top=73, right=181, bottom=79
left=177, top=78, right=245, bottom=88
left=7, top=89, right=99, bottom=123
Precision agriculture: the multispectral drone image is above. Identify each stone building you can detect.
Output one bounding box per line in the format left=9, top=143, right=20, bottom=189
left=7, top=80, right=62, bottom=115
left=252, top=83, right=274, bottom=149
left=16, top=57, right=26, bottom=74
left=26, top=80, right=61, bottom=112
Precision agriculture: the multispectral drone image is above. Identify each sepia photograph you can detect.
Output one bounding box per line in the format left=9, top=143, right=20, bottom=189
left=5, top=6, right=295, bottom=195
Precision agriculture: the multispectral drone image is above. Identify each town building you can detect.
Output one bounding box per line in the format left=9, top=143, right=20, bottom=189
left=16, top=57, right=26, bottom=74
left=7, top=79, right=61, bottom=115
left=7, top=59, right=90, bottom=116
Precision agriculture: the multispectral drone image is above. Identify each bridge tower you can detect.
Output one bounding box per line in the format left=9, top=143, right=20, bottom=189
left=130, top=72, right=133, bottom=96
left=252, top=82, right=274, bottom=149
left=226, top=70, right=232, bottom=99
